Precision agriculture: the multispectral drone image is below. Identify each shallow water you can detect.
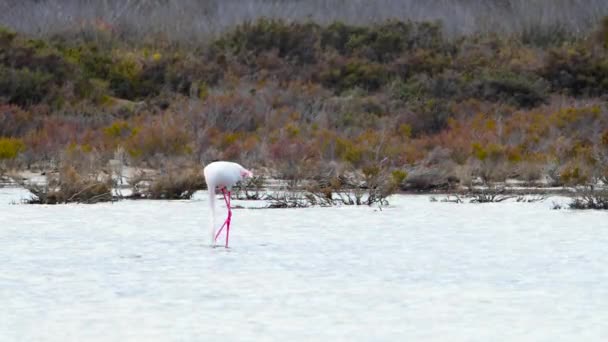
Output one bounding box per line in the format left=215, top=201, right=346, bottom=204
left=0, top=188, right=607, bottom=341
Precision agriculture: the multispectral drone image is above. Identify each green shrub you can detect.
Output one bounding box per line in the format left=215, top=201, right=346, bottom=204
left=320, top=58, right=388, bottom=92
left=407, top=98, right=452, bottom=135
left=104, top=121, right=138, bottom=139
left=598, top=16, right=608, bottom=49
left=519, top=22, right=575, bottom=47
left=0, top=26, right=17, bottom=46
left=321, top=20, right=445, bottom=62
left=392, top=71, right=466, bottom=102
left=214, top=18, right=320, bottom=65
left=0, top=30, right=72, bottom=83
left=542, top=46, right=608, bottom=96
left=0, top=66, right=55, bottom=106
left=469, top=70, right=548, bottom=108
left=0, top=29, right=74, bottom=106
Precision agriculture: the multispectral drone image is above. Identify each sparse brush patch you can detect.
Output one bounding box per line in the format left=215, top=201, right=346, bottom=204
left=434, top=186, right=515, bottom=204
left=265, top=191, right=313, bottom=208
left=233, top=175, right=267, bottom=200
left=304, top=164, right=399, bottom=206
left=17, top=165, right=113, bottom=204
left=569, top=188, right=608, bottom=210
left=465, top=187, right=516, bottom=203
left=144, top=165, right=206, bottom=200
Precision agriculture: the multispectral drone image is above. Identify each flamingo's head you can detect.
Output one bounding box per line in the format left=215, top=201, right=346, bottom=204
left=240, top=168, right=254, bottom=179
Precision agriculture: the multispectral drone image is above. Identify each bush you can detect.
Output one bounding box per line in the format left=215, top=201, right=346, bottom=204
left=569, top=189, right=608, bottom=210
left=321, top=20, right=445, bottom=62
left=214, top=18, right=320, bottom=65
left=406, top=98, right=453, bottom=135
left=0, top=66, right=55, bottom=106
left=542, top=46, right=608, bottom=97
left=319, top=58, right=389, bottom=92
left=0, top=105, right=35, bottom=137
left=389, top=71, right=466, bottom=108
left=519, top=22, right=575, bottom=47
left=559, top=163, right=592, bottom=186
left=0, top=28, right=73, bottom=106
left=19, top=166, right=113, bottom=204
left=469, top=70, right=548, bottom=108
left=304, top=164, right=399, bottom=206
left=125, top=115, right=193, bottom=162
left=0, top=137, right=24, bottom=160
left=144, top=166, right=205, bottom=199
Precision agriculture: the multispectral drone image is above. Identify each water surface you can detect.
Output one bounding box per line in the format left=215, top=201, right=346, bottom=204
left=1, top=188, right=606, bottom=341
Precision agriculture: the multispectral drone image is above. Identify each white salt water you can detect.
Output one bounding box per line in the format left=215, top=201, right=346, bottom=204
left=0, top=188, right=606, bottom=341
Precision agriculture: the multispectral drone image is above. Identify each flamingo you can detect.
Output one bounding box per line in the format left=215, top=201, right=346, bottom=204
left=204, top=161, right=253, bottom=248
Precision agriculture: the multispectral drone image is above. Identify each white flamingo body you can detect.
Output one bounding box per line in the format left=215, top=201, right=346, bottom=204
left=204, top=161, right=251, bottom=191
left=204, top=161, right=253, bottom=247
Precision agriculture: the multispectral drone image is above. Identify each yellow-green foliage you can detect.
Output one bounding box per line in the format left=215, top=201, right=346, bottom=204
left=560, top=164, right=590, bottom=185
left=0, top=137, right=24, bottom=160
left=109, top=55, right=140, bottom=86
left=66, top=142, right=93, bottom=154
left=472, top=142, right=504, bottom=161
left=472, top=142, right=487, bottom=161
left=362, top=165, right=380, bottom=178
left=506, top=146, right=523, bottom=163
left=220, top=132, right=242, bottom=148
left=104, top=121, right=138, bottom=139
left=285, top=124, right=300, bottom=138
left=391, top=169, right=408, bottom=184
left=398, top=124, right=412, bottom=139
left=336, top=137, right=363, bottom=164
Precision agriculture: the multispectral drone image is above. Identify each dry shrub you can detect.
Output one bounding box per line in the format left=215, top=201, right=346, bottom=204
left=19, top=165, right=112, bottom=204
left=145, top=164, right=205, bottom=199
left=515, top=161, right=545, bottom=185
left=404, top=166, right=458, bottom=191
left=305, top=164, right=403, bottom=206
left=233, top=175, right=267, bottom=200
left=465, top=187, right=515, bottom=203
left=402, top=147, right=459, bottom=191
left=266, top=191, right=313, bottom=208
left=569, top=188, right=608, bottom=210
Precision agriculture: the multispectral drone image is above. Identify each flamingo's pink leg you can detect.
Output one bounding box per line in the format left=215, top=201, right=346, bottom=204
left=214, top=187, right=232, bottom=247
left=225, top=191, right=231, bottom=248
